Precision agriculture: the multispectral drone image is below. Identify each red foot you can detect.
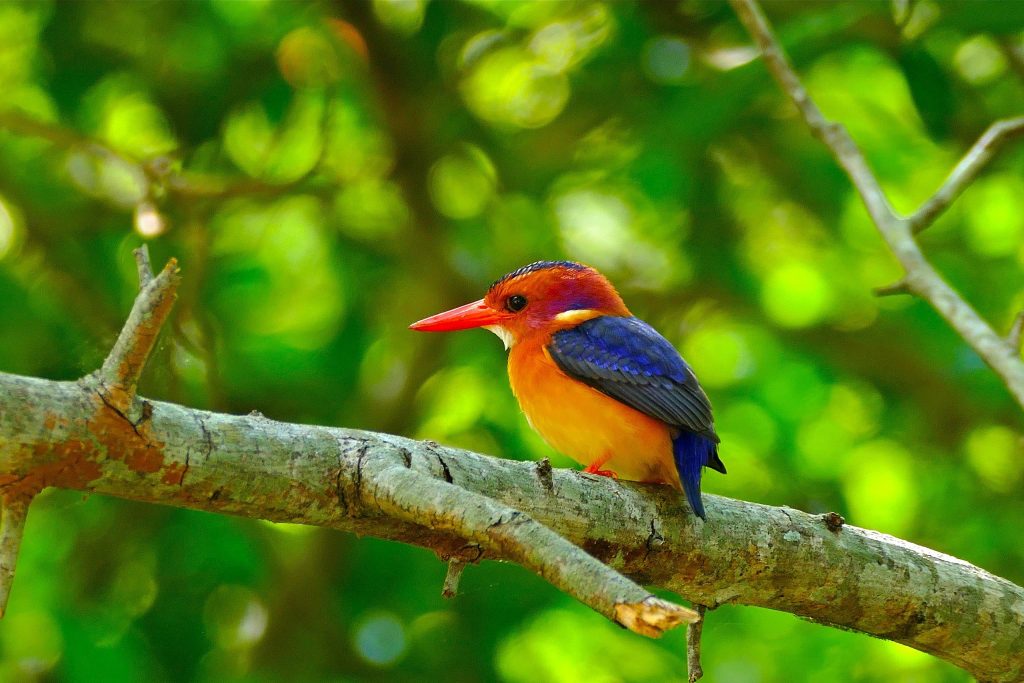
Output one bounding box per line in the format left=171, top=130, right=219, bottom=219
left=583, top=463, right=619, bottom=478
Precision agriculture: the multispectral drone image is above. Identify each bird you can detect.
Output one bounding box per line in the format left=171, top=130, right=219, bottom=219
left=409, top=260, right=724, bottom=519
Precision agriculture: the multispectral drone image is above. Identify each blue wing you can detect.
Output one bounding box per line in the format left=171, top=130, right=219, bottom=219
left=548, top=316, right=719, bottom=441
left=548, top=315, right=725, bottom=519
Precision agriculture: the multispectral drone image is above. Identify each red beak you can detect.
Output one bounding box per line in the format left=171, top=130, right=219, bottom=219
left=409, top=299, right=511, bottom=332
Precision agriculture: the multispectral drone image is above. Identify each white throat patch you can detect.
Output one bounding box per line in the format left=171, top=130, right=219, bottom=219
left=484, top=325, right=515, bottom=350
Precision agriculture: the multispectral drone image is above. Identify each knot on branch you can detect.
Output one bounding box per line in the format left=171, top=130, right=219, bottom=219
left=822, top=511, right=845, bottom=532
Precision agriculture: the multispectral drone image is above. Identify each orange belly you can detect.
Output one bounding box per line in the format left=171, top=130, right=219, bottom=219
left=508, top=341, right=681, bottom=487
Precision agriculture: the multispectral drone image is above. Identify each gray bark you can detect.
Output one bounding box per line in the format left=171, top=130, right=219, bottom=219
left=1, top=371, right=1022, bottom=681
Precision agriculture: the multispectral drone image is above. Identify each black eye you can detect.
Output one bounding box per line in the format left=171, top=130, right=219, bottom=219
left=505, top=295, right=527, bottom=313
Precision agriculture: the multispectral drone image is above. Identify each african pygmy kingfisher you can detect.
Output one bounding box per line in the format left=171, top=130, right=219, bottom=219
left=410, top=261, right=725, bottom=519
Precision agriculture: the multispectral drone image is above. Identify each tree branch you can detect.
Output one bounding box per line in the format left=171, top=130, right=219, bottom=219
left=908, top=117, right=1024, bottom=233
left=1, top=371, right=1022, bottom=679
left=0, top=499, right=28, bottom=618
left=686, top=604, right=707, bottom=683
left=0, top=248, right=1020, bottom=676
left=0, top=245, right=697, bottom=638
left=0, top=110, right=332, bottom=205
left=729, top=0, right=1024, bottom=414
left=997, top=36, right=1024, bottom=85
left=363, top=456, right=698, bottom=635
left=1009, top=310, right=1024, bottom=352
left=95, top=249, right=180, bottom=413
left=442, top=560, right=465, bottom=599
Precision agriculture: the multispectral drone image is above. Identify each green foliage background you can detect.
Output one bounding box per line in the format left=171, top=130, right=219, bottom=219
left=1, top=1, right=1022, bottom=680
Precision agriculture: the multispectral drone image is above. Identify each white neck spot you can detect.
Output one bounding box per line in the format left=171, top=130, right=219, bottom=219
left=484, top=325, right=515, bottom=350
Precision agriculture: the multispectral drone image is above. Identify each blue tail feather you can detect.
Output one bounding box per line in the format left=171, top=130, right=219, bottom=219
left=672, top=432, right=720, bottom=520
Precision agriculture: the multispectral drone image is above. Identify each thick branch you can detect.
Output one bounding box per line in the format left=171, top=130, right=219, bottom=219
left=729, top=0, right=1024, bottom=413
left=363, top=459, right=697, bottom=635
left=0, top=373, right=1021, bottom=680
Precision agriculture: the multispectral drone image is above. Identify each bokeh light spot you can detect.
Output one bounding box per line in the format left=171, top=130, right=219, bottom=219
left=418, top=367, right=489, bottom=438
left=461, top=45, right=570, bottom=129
left=354, top=612, right=406, bottom=667
left=530, top=22, right=576, bottom=73
left=203, top=585, right=269, bottom=650
left=428, top=146, right=497, bottom=219
left=133, top=202, right=166, bottom=237
left=0, top=195, right=19, bottom=260
left=953, top=35, right=1005, bottom=85
left=966, top=424, right=1023, bottom=493
left=682, top=322, right=752, bottom=388
left=964, top=174, right=1024, bottom=257
left=761, top=262, right=833, bottom=328
left=642, top=36, right=690, bottom=84
left=498, top=608, right=684, bottom=682
left=2, top=611, right=63, bottom=675
left=843, top=440, right=917, bottom=534
left=553, top=187, right=680, bottom=289
left=373, top=0, right=425, bottom=36
left=277, top=27, right=341, bottom=88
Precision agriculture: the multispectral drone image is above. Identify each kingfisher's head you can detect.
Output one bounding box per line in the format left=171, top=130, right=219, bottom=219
left=409, top=260, right=630, bottom=348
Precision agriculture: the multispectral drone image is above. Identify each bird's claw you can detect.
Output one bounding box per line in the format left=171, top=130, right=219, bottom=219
left=583, top=466, right=619, bottom=479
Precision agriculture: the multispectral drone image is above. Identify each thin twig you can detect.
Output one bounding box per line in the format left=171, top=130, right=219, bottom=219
left=97, top=256, right=181, bottom=411
left=729, top=0, right=1024, bottom=413
left=1008, top=311, right=1024, bottom=352
left=997, top=36, right=1024, bottom=85
left=873, top=279, right=911, bottom=297
left=687, top=604, right=707, bottom=682
left=363, top=459, right=699, bottom=637
left=442, top=560, right=465, bottom=599
left=0, top=110, right=143, bottom=172
left=0, top=110, right=332, bottom=203
left=908, top=117, right=1024, bottom=233
left=0, top=499, right=29, bottom=618
left=134, top=245, right=154, bottom=288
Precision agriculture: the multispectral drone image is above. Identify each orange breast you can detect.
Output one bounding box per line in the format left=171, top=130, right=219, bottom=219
left=507, top=339, right=680, bottom=487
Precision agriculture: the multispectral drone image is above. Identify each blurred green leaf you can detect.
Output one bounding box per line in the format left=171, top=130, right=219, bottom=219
left=898, top=45, right=956, bottom=140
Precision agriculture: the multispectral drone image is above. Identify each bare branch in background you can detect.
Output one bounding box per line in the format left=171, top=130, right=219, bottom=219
left=0, top=110, right=333, bottom=207
left=873, top=279, right=911, bottom=297
left=909, top=117, right=1024, bottom=233
left=997, top=36, right=1024, bottom=84
left=729, top=0, right=1024, bottom=413
left=1008, top=311, right=1024, bottom=352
